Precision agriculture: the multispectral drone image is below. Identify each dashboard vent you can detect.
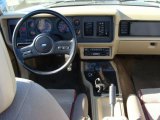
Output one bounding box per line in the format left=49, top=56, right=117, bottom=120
left=119, top=21, right=130, bottom=36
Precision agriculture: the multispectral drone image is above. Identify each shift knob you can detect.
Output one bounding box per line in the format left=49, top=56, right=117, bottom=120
left=109, top=84, right=116, bottom=105
left=109, top=84, right=116, bottom=116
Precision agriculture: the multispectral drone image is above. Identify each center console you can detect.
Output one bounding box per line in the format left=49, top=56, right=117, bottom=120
left=81, top=61, right=126, bottom=120
left=84, top=61, right=119, bottom=96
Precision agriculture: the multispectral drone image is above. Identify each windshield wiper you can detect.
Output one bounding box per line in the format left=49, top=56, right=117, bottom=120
left=121, top=0, right=160, bottom=3
left=46, top=0, right=89, bottom=7
left=48, top=0, right=120, bottom=8
left=143, top=0, right=160, bottom=3
left=48, top=0, right=89, bottom=8
left=54, top=0, right=76, bottom=4
left=49, top=0, right=76, bottom=5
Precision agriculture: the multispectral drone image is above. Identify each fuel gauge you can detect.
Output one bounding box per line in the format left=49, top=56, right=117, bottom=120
left=57, top=20, right=70, bottom=33
left=73, top=19, right=80, bottom=26
left=28, top=20, right=35, bottom=29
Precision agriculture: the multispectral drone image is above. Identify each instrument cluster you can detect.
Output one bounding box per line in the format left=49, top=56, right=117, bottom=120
left=25, top=18, right=70, bottom=36
left=8, top=17, right=74, bottom=46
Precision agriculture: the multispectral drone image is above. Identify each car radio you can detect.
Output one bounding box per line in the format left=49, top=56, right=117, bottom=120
left=84, top=48, right=111, bottom=56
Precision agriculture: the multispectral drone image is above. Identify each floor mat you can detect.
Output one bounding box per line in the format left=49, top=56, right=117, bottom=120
left=48, top=89, right=75, bottom=117
left=132, top=58, right=160, bottom=92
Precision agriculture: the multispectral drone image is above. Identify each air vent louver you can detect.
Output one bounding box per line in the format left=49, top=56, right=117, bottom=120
left=119, top=21, right=130, bottom=36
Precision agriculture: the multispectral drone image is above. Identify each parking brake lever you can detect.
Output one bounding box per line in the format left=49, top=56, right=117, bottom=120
left=109, top=84, right=116, bottom=117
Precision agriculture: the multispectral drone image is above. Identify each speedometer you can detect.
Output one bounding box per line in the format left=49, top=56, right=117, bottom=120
left=57, top=20, right=70, bottom=33
left=37, top=19, right=52, bottom=33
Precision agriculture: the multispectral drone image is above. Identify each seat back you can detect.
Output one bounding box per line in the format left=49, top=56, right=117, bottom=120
left=127, top=94, right=146, bottom=120
left=0, top=33, right=16, bottom=113
left=127, top=89, right=160, bottom=120
left=138, top=88, right=160, bottom=120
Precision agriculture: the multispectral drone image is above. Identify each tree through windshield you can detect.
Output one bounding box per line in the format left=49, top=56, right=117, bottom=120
left=6, top=0, right=53, bottom=11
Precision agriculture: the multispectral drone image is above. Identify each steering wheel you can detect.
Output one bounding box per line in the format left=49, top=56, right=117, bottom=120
left=12, top=10, right=77, bottom=75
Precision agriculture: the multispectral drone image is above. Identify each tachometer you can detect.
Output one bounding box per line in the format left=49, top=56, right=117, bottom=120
left=57, top=20, right=70, bottom=33
left=28, top=30, right=36, bottom=38
left=37, top=19, right=52, bottom=33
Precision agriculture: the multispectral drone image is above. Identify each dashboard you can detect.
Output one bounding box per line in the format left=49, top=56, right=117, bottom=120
left=8, top=16, right=113, bottom=48
left=2, top=5, right=160, bottom=59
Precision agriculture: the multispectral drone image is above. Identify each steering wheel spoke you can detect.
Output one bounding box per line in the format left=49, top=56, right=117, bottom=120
left=54, top=40, right=73, bottom=55
left=20, top=44, right=37, bottom=59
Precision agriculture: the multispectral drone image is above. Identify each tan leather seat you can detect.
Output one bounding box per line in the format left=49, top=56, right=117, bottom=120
left=0, top=33, right=88, bottom=120
left=127, top=88, right=160, bottom=120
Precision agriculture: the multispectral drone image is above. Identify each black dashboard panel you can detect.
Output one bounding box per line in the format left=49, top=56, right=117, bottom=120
left=8, top=17, right=72, bottom=47
left=8, top=16, right=114, bottom=46
left=119, top=20, right=160, bottom=37
left=80, top=16, right=113, bottom=42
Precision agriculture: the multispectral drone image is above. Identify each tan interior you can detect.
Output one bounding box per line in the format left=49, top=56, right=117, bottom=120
left=1, top=4, right=160, bottom=120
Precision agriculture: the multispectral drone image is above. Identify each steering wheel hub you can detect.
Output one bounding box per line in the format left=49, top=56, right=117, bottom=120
left=34, top=34, right=53, bottom=54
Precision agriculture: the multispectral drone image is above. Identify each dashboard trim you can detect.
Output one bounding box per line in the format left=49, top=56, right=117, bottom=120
left=118, top=40, right=160, bottom=55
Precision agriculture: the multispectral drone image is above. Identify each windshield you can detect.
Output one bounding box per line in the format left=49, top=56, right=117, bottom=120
left=6, top=0, right=52, bottom=11
left=3, top=0, right=160, bottom=12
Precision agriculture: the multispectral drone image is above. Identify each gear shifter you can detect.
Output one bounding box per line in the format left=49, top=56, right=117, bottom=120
left=84, top=61, right=118, bottom=96
left=94, top=67, right=112, bottom=94
left=98, top=68, right=110, bottom=88
left=109, top=84, right=116, bottom=116
left=95, top=78, right=105, bottom=93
